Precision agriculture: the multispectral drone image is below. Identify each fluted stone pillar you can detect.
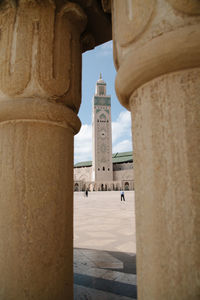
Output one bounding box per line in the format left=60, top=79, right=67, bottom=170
left=0, top=1, right=86, bottom=299
left=112, top=1, right=200, bottom=299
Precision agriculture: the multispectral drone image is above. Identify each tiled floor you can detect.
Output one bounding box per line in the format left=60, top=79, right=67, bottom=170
left=74, top=248, right=137, bottom=299
left=74, top=191, right=137, bottom=299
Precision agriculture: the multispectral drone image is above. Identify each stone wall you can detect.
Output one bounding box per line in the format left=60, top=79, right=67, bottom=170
left=113, top=162, right=133, bottom=171
left=74, top=166, right=92, bottom=182
left=113, top=169, right=133, bottom=181
left=74, top=163, right=134, bottom=182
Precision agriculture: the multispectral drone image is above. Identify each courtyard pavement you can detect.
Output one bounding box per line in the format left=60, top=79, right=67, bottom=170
left=73, top=191, right=137, bottom=299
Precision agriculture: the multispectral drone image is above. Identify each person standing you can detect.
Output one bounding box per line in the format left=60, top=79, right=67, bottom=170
left=121, top=190, right=125, bottom=201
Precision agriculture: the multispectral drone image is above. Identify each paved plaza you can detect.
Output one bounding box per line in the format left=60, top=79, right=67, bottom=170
left=73, top=191, right=137, bottom=299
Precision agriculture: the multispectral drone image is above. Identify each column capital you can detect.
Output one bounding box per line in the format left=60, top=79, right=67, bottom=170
left=0, top=0, right=112, bottom=111
left=0, top=99, right=81, bottom=134
left=0, top=0, right=87, bottom=112
left=112, top=0, right=200, bottom=109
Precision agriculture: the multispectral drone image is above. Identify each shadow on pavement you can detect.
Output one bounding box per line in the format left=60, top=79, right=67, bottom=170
left=74, top=248, right=137, bottom=299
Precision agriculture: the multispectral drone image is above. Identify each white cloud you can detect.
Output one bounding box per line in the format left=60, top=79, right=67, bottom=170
left=74, top=110, right=132, bottom=163
left=112, top=111, right=132, bottom=143
left=74, top=124, right=92, bottom=163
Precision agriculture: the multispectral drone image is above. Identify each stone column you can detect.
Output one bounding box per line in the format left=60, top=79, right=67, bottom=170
left=0, top=1, right=86, bottom=299
left=112, top=1, right=200, bottom=299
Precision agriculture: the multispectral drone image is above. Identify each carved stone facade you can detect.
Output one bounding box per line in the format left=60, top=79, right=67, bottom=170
left=74, top=161, right=134, bottom=191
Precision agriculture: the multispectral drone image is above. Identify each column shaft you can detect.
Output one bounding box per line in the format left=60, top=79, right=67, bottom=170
left=0, top=0, right=86, bottom=298
left=112, top=0, right=200, bottom=299
left=130, top=69, right=200, bottom=299
left=0, top=101, right=78, bottom=299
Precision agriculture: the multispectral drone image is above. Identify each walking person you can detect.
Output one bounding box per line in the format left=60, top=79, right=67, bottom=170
left=121, top=190, right=125, bottom=201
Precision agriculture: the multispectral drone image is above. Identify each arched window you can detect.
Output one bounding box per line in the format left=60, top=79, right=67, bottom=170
left=125, top=182, right=129, bottom=191
left=99, top=113, right=106, bottom=121
left=74, top=183, right=79, bottom=191
left=103, top=166, right=105, bottom=171
left=108, top=168, right=110, bottom=171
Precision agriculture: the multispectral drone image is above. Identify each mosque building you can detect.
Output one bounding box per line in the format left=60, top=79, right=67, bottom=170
left=74, top=75, right=134, bottom=191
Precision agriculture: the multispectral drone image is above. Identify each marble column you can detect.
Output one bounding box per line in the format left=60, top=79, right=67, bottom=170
left=0, top=1, right=86, bottom=299
left=112, top=0, right=200, bottom=299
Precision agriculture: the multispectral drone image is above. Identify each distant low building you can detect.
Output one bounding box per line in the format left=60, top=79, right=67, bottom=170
left=74, top=151, right=134, bottom=191
left=74, top=75, right=134, bottom=191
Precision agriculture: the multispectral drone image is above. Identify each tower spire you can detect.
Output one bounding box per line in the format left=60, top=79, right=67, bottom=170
left=99, top=72, right=102, bottom=79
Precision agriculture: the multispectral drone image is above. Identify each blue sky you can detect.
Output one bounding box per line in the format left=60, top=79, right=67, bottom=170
left=74, top=41, right=132, bottom=163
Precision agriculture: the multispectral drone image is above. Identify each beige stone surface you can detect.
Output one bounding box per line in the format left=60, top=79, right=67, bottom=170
left=0, top=1, right=87, bottom=112
left=0, top=0, right=109, bottom=299
left=130, top=69, right=200, bottom=300
left=74, top=163, right=134, bottom=183
left=113, top=0, right=200, bottom=73
left=74, top=191, right=136, bottom=253
left=166, top=0, right=200, bottom=14
left=0, top=0, right=86, bottom=298
left=0, top=116, right=74, bottom=299
left=74, top=166, right=92, bottom=182
left=113, top=168, right=133, bottom=181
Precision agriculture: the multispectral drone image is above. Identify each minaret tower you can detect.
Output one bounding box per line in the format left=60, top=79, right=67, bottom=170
left=92, top=74, right=113, bottom=182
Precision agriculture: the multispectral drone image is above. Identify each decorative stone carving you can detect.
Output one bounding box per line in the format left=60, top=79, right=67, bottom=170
left=115, top=24, right=200, bottom=109
left=0, top=0, right=87, bottom=111
left=112, top=0, right=155, bottom=47
left=0, top=98, right=81, bottom=133
left=112, top=0, right=200, bottom=109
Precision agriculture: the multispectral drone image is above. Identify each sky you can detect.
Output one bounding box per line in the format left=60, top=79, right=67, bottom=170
left=74, top=41, right=132, bottom=163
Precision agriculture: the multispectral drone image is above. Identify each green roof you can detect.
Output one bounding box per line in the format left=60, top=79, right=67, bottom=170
left=74, top=151, right=133, bottom=168
left=112, top=151, right=132, bottom=158
left=74, top=161, right=92, bottom=168
left=112, top=151, right=133, bottom=164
